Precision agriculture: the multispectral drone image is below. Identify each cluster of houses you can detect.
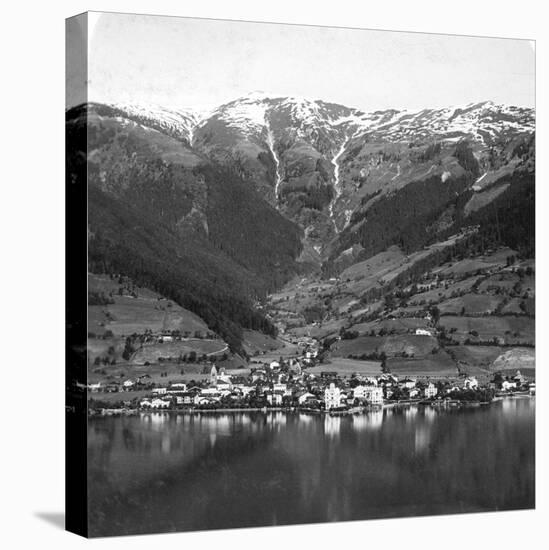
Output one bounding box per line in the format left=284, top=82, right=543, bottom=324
left=88, top=348, right=535, bottom=411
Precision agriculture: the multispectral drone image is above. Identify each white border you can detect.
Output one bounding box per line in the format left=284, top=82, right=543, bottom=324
left=1, top=1, right=546, bottom=548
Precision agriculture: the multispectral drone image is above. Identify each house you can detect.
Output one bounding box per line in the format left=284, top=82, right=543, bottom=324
left=529, top=382, right=536, bottom=395
left=167, top=383, right=187, bottom=395
left=324, top=383, right=342, bottom=410
left=297, top=392, right=316, bottom=405
left=87, top=382, right=101, bottom=393
left=502, top=380, right=517, bottom=391
left=424, top=383, right=438, bottom=399
left=140, top=399, right=152, bottom=408
left=353, top=385, right=383, bottom=405
left=122, top=379, right=135, bottom=390
left=273, top=383, right=290, bottom=395
left=409, top=388, right=420, bottom=399
left=152, top=387, right=168, bottom=395
left=399, top=378, right=416, bottom=390
left=463, top=377, right=479, bottom=390
left=269, top=360, right=281, bottom=370
left=175, top=392, right=194, bottom=405
left=513, top=370, right=526, bottom=386
left=150, top=398, right=170, bottom=409
left=266, top=392, right=283, bottom=406
left=234, top=384, right=255, bottom=397
left=415, top=328, right=433, bottom=336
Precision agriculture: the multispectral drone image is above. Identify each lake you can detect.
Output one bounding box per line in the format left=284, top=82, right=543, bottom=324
left=87, top=398, right=535, bottom=537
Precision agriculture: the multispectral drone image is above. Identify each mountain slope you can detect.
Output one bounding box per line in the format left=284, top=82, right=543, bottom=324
left=69, top=94, right=534, bottom=351
left=68, top=103, right=304, bottom=352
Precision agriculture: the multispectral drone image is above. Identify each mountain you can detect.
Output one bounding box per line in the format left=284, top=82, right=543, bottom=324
left=187, top=93, right=534, bottom=259
left=69, top=94, right=534, bottom=351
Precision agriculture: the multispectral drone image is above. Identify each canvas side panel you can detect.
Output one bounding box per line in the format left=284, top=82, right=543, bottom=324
left=65, top=12, right=89, bottom=539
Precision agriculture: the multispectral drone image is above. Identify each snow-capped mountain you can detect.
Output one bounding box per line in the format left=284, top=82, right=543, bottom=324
left=104, top=102, right=210, bottom=145
left=77, top=94, right=534, bottom=265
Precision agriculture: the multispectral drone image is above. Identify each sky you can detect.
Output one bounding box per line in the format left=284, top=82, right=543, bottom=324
left=72, top=11, right=535, bottom=112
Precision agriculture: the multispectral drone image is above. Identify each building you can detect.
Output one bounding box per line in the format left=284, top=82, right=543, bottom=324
left=353, top=385, right=384, bottom=405
left=324, top=383, right=342, bottom=410
left=167, top=383, right=187, bottom=395
left=297, top=392, right=316, bottom=405
left=152, top=387, right=168, bottom=395
left=424, top=383, right=438, bottom=399
left=502, top=380, right=517, bottom=391
left=266, top=392, right=283, bottom=406
left=273, top=383, right=290, bottom=396
left=150, top=398, right=171, bottom=409
left=463, top=377, right=479, bottom=390
left=415, top=329, right=433, bottom=336
left=399, top=378, right=416, bottom=390
left=513, top=370, right=526, bottom=386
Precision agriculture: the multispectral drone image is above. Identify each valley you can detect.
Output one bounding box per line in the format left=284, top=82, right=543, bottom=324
left=71, top=93, right=534, bottom=392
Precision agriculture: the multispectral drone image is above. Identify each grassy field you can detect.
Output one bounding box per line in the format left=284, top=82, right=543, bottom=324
left=432, top=248, right=516, bottom=277
left=491, top=348, right=535, bottom=373
left=241, top=329, right=285, bottom=356
left=308, top=358, right=382, bottom=376
left=132, top=339, right=228, bottom=364
left=449, top=345, right=506, bottom=368
left=386, top=351, right=458, bottom=377
left=350, top=317, right=431, bottom=336
left=438, top=293, right=504, bottom=315
left=331, top=334, right=439, bottom=358
left=88, top=273, right=210, bottom=337
left=438, top=316, right=534, bottom=345
left=408, top=277, right=478, bottom=306
left=288, top=319, right=346, bottom=340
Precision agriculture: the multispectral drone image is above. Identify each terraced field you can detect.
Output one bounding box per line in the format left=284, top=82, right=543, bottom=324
left=331, top=334, right=439, bottom=358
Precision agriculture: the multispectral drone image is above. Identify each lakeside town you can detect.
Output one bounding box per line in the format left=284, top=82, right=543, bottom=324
left=87, top=332, right=535, bottom=416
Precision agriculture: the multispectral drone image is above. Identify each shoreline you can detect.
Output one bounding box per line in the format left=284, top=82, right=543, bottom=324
left=90, top=393, right=534, bottom=417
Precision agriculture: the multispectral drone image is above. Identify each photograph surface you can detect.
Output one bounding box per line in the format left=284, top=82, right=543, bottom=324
left=66, top=12, right=535, bottom=537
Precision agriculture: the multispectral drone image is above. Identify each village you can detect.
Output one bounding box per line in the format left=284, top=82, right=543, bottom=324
left=87, top=333, right=535, bottom=415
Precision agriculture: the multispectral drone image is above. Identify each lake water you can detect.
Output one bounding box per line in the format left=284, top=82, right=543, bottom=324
left=87, top=398, right=535, bottom=537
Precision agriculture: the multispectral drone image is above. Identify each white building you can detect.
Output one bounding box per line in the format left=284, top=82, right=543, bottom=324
left=415, top=329, right=433, bottom=336
left=167, top=383, right=187, bottom=395
left=324, top=383, right=342, bottom=410
left=273, top=383, right=290, bottom=396
left=400, top=378, right=417, bottom=390
left=122, top=379, right=135, bottom=389
left=353, top=385, right=384, bottom=405
left=424, top=383, right=438, bottom=399
left=298, top=392, right=316, bottom=405
left=502, top=380, right=517, bottom=391
left=266, top=392, right=283, bottom=406
left=150, top=398, right=170, bottom=409
left=463, top=377, right=479, bottom=390
left=152, top=387, right=167, bottom=395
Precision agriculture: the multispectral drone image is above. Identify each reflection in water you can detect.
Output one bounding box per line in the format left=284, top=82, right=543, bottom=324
left=88, top=399, right=535, bottom=537
left=352, top=410, right=383, bottom=431
left=324, top=415, right=341, bottom=437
